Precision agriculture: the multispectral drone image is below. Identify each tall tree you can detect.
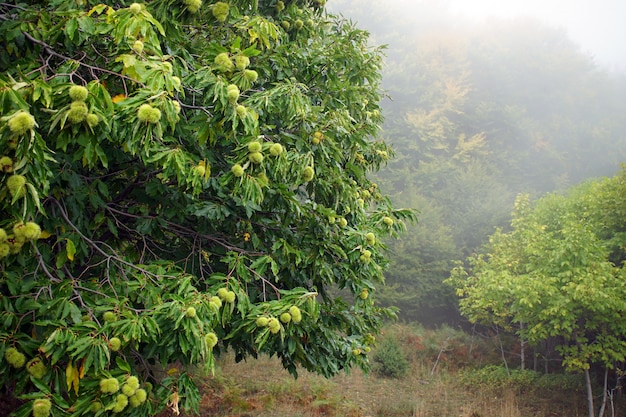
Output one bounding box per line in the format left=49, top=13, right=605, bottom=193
left=377, top=195, right=458, bottom=324
left=0, top=1, right=413, bottom=416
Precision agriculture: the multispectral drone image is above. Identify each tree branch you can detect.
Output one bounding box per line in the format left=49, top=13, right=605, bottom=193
left=6, top=19, right=145, bottom=87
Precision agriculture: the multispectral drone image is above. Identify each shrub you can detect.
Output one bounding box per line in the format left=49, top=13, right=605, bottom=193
left=459, top=365, right=537, bottom=391
left=534, top=372, right=585, bottom=392
left=372, top=336, right=409, bottom=378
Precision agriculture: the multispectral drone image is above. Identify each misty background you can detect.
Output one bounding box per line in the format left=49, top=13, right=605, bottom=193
left=327, top=0, right=626, bottom=325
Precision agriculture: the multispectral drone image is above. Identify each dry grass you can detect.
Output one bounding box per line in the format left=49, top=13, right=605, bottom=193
left=198, top=357, right=585, bottom=417
left=194, top=324, right=591, bottom=417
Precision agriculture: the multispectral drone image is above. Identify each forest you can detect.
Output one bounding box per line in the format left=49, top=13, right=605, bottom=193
left=1, top=1, right=626, bottom=417
left=328, top=0, right=626, bottom=324
left=329, top=0, right=626, bottom=415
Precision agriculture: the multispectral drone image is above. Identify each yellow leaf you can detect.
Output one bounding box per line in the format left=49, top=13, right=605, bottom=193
left=66, top=361, right=80, bottom=394
left=66, top=238, right=76, bottom=261
left=65, top=361, right=72, bottom=390
left=73, top=372, right=80, bottom=394
left=112, top=94, right=127, bottom=103
left=87, top=3, right=108, bottom=16
left=79, top=358, right=86, bottom=379
left=39, top=230, right=52, bottom=239
left=168, top=392, right=180, bottom=416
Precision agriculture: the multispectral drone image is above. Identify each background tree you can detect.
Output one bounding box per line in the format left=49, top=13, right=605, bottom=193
left=331, top=0, right=626, bottom=324
left=0, top=1, right=413, bottom=416
left=449, top=170, right=626, bottom=417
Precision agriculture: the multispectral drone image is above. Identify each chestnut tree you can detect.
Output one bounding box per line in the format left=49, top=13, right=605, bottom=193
left=0, top=1, right=413, bottom=416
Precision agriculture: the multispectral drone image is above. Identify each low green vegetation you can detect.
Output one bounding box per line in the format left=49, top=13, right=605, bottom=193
left=459, top=365, right=583, bottom=393
left=371, top=336, right=409, bottom=378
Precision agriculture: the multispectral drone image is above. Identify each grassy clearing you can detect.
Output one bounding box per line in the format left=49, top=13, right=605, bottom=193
left=194, top=324, right=590, bottom=417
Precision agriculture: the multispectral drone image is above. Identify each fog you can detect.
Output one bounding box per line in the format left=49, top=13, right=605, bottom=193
left=446, top=0, right=626, bottom=71
left=326, top=0, right=626, bottom=324
left=329, top=0, right=626, bottom=71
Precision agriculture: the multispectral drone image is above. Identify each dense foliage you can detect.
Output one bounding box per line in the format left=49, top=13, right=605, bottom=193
left=0, top=1, right=413, bottom=415
left=371, top=335, right=408, bottom=379
left=449, top=169, right=626, bottom=416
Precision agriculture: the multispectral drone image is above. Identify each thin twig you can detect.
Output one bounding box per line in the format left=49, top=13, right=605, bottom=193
left=33, top=244, right=61, bottom=283
left=16, top=27, right=145, bottom=87
left=48, top=197, right=174, bottom=282
left=430, top=337, right=449, bottom=377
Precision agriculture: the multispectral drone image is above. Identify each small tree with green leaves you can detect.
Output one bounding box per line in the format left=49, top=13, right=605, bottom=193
left=372, top=335, right=408, bottom=379
left=0, top=1, right=413, bottom=416
left=449, top=170, right=626, bottom=417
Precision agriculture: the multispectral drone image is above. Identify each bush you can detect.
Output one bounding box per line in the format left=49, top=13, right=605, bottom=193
left=372, top=336, right=409, bottom=378
left=460, top=364, right=587, bottom=396
left=459, top=365, right=539, bottom=392
left=534, top=372, right=585, bottom=392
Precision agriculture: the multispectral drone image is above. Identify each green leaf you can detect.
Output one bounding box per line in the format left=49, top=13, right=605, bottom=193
left=115, top=356, right=131, bottom=372
left=65, top=17, right=78, bottom=40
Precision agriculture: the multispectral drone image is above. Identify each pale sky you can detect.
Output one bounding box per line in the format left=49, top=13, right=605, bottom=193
left=446, top=0, right=626, bottom=70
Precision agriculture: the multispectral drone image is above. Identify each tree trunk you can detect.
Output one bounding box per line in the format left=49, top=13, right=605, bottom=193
left=598, top=367, right=609, bottom=417
left=518, top=322, right=525, bottom=370
left=496, top=326, right=509, bottom=374
left=584, top=368, right=595, bottom=417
